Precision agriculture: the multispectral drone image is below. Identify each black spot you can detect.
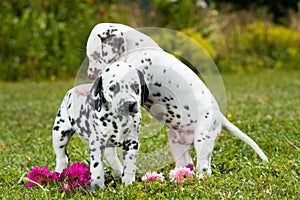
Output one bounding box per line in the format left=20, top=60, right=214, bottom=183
left=123, top=128, right=129, bottom=134
left=70, top=118, right=75, bottom=126
left=163, top=69, right=166, bottom=73
left=168, top=110, right=174, bottom=115
left=153, top=92, right=161, bottom=97
left=105, top=68, right=110, bottom=72
left=94, top=162, right=99, bottom=168
left=165, top=119, right=172, bottom=123
left=132, top=141, right=139, bottom=150
left=90, top=148, right=96, bottom=152
left=176, top=114, right=181, bottom=118
left=53, top=126, right=59, bottom=131
left=184, top=105, right=190, bottom=110
left=100, top=145, right=105, bottom=151
left=154, top=82, right=161, bottom=87
left=112, top=121, right=118, bottom=129
left=57, top=110, right=61, bottom=117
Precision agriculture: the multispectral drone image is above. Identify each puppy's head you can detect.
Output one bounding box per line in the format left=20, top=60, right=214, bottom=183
left=89, top=61, right=148, bottom=116
left=86, top=23, right=133, bottom=80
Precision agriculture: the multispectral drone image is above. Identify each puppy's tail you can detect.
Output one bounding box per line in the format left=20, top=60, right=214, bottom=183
left=222, top=116, right=268, bottom=162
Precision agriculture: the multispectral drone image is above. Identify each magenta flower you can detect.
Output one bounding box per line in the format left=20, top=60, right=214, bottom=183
left=169, top=167, right=194, bottom=183
left=59, top=162, right=91, bottom=192
left=26, top=166, right=59, bottom=187
left=185, top=164, right=194, bottom=172
left=142, top=171, right=164, bottom=183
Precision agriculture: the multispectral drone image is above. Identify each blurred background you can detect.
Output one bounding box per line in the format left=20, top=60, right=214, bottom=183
left=1, top=0, right=300, bottom=81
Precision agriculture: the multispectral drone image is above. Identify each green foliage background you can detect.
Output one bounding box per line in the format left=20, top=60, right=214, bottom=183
left=0, top=0, right=136, bottom=81
left=1, top=0, right=300, bottom=81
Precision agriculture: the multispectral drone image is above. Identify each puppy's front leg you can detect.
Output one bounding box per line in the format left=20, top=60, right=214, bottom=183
left=89, top=131, right=107, bottom=189
left=104, top=147, right=123, bottom=178
left=122, top=137, right=139, bottom=185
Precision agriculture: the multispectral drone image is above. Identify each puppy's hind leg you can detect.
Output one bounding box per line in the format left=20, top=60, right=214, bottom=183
left=168, top=129, right=193, bottom=168
left=52, top=108, right=75, bottom=173
left=194, top=110, right=221, bottom=177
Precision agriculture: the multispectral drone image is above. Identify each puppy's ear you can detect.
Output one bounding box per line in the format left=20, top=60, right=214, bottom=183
left=96, top=26, right=127, bottom=64
left=137, top=70, right=149, bottom=105
left=88, top=77, right=106, bottom=112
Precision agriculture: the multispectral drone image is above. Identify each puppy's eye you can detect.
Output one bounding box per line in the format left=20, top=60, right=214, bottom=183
left=109, top=83, right=120, bottom=94
left=109, top=85, right=116, bottom=92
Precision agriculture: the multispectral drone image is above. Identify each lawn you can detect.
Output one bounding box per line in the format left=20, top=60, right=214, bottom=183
left=0, top=71, right=299, bottom=199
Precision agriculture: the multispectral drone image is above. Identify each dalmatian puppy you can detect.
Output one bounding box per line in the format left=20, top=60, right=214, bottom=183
left=52, top=61, right=148, bottom=189
left=86, top=23, right=268, bottom=177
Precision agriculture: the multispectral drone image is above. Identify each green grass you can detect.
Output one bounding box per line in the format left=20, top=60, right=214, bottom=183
left=0, top=71, right=299, bottom=199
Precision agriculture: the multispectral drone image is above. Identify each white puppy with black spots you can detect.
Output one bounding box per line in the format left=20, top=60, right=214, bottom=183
left=85, top=23, right=268, bottom=178
left=52, top=61, right=148, bottom=189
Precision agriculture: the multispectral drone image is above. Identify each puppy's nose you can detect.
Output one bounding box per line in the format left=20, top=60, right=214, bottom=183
left=127, top=101, right=138, bottom=113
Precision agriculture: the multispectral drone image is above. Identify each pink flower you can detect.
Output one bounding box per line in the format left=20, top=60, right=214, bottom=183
left=142, top=171, right=164, bottom=183
left=169, top=167, right=194, bottom=182
left=26, top=166, right=58, bottom=187
left=59, top=162, right=91, bottom=192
